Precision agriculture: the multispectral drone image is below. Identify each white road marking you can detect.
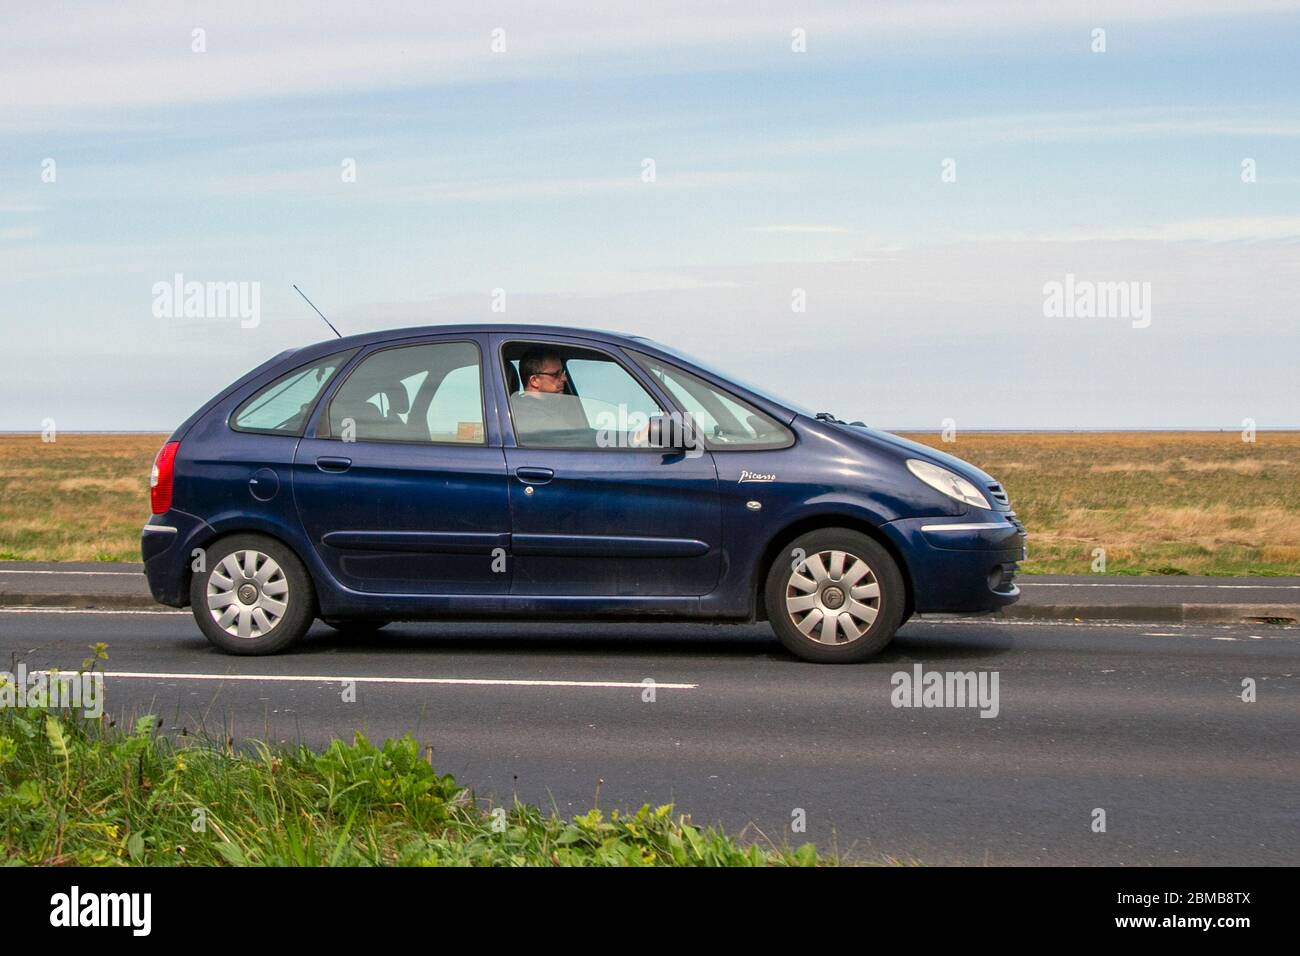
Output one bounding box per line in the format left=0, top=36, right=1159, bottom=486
left=98, top=671, right=697, bottom=690
left=0, top=607, right=186, bottom=615
left=1018, top=582, right=1300, bottom=590
left=0, top=569, right=140, bottom=576
left=915, top=617, right=1189, bottom=629
left=914, top=618, right=1296, bottom=633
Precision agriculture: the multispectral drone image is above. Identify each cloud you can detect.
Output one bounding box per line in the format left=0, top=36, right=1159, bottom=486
left=4, top=1, right=1298, bottom=118
left=268, top=170, right=764, bottom=203
left=751, top=225, right=853, bottom=234
left=898, top=218, right=1300, bottom=245
left=738, top=108, right=1300, bottom=161
left=4, top=229, right=1298, bottom=428
left=321, top=231, right=1300, bottom=428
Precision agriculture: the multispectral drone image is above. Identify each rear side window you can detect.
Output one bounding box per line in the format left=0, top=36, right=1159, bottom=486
left=232, top=352, right=354, bottom=436
left=630, top=352, right=794, bottom=450
left=326, top=340, right=486, bottom=444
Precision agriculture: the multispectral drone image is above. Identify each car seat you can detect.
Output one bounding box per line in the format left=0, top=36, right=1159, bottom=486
left=382, top=385, right=409, bottom=423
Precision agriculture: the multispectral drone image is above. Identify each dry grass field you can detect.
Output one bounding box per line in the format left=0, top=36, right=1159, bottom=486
left=0, top=433, right=169, bottom=563
left=901, top=431, right=1300, bottom=575
left=1, top=431, right=1297, bottom=574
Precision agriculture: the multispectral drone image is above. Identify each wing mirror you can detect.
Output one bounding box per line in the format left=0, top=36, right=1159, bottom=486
left=646, top=413, right=699, bottom=453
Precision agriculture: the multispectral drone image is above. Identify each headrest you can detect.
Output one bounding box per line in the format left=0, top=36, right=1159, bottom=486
left=383, top=385, right=410, bottom=415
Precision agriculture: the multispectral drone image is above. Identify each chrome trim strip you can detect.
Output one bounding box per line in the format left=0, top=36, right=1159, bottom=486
left=512, top=533, right=710, bottom=558
left=142, top=525, right=178, bottom=534
left=321, top=530, right=509, bottom=554
left=920, top=522, right=1011, bottom=532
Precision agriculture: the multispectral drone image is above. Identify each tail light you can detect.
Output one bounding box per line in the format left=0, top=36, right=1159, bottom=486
left=150, top=441, right=180, bottom=515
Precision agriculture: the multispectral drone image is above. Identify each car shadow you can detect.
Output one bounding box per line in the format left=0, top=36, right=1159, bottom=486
left=281, top=618, right=1010, bottom=663
left=298, top=620, right=781, bottom=659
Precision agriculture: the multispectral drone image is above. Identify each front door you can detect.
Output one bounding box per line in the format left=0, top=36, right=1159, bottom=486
left=293, top=337, right=511, bottom=595
left=495, top=336, right=721, bottom=597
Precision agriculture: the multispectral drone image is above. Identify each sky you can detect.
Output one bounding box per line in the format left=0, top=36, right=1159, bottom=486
left=1, top=0, right=1298, bottom=430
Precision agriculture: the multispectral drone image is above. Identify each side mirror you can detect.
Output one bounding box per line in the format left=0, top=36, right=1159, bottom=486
left=646, top=414, right=678, bottom=449
left=646, top=413, right=699, bottom=452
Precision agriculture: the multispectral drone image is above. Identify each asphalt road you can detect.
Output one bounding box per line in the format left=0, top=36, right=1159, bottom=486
left=2, top=608, right=1295, bottom=865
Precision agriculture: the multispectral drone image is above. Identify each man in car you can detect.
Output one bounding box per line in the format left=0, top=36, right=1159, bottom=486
left=509, top=347, right=590, bottom=444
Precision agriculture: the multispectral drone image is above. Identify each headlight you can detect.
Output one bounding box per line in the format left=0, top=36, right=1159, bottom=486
left=906, top=459, right=991, bottom=509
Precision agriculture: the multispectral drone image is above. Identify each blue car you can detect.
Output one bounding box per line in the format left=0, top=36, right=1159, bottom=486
left=142, top=325, right=1024, bottom=663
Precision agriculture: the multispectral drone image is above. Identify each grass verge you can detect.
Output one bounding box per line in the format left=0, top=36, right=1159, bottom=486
left=0, top=702, right=824, bottom=867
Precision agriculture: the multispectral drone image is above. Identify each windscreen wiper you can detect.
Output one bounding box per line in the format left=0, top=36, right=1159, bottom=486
left=816, top=411, right=868, bottom=427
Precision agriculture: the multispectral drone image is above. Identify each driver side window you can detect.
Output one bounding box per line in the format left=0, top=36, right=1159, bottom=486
left=503, top=342, right=663, bottom=449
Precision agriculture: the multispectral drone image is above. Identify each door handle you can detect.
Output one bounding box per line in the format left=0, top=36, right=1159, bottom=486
left=316, top=456, right=352, bottom=473
left=514, top=466, right=554, bottom=485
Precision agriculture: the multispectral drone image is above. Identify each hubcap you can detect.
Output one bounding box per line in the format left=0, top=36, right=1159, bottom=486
left=206, top=550, right=289, bottom=639
left=785, top=549, right=881, bottom=645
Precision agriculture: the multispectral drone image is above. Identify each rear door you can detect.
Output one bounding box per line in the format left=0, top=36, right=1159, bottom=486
left=293, top=336, right=511, bottom=595
left=492, top=334, right=721, bottom=597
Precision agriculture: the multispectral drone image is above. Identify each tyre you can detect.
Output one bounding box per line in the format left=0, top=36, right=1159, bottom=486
left=764, top=529, right=906, bottom=663
left=189, top=534, right=315, bottom=655
left=321, top=619, right=391, bottom=635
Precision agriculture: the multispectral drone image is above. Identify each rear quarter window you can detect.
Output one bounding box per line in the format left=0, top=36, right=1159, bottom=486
left=231, top=351, right=355, bottom=436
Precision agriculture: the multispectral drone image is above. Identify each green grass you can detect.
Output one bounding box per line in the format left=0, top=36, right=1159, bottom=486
left=0, top=702, right=825, bottom=867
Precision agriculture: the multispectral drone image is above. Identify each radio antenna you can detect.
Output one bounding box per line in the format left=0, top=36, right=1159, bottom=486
left=292, top=284, right=342, bottom=338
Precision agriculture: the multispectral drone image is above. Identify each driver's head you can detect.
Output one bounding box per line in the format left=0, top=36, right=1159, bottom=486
left=519, top=348, right=566, bottom=394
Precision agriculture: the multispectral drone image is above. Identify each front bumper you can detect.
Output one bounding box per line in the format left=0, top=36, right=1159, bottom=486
left=884, top=513, right=1026, bottom=613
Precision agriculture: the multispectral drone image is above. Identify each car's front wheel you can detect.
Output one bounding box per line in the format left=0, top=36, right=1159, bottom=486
left=189, top=534, right=315, bottom=655
left=764, top=529, right=905, bottom=663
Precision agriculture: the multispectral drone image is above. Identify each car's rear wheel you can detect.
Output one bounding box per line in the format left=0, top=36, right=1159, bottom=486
left=189, top=534, right=315, bottom=655
left=764, top=529, right=905, bottom=663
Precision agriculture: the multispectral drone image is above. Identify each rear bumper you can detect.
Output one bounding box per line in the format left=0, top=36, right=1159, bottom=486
left=141, top=510, right=214, bottom=607
left=884, top=514, right=1026, bottom=613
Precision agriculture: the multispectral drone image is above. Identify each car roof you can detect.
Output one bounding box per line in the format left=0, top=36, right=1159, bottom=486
left=309, top=323, right=629, bottom=349
left=285, top=324, right=681, bottom=371
left=280, top=323, right=801, bottom=422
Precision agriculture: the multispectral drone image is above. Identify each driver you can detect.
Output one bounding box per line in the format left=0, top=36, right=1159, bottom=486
left=509, top=348, right=588, bottom=443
